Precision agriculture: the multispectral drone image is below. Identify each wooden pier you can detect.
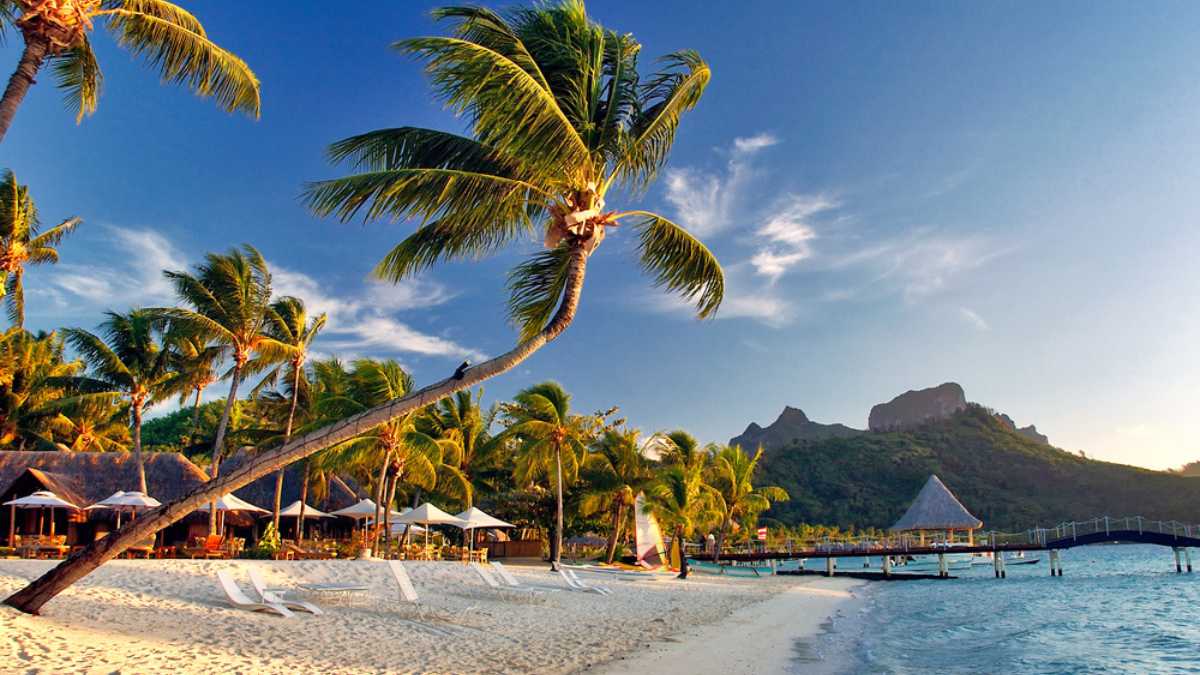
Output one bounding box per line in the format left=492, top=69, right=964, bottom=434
left=692, top=516, right=1200, bottom=579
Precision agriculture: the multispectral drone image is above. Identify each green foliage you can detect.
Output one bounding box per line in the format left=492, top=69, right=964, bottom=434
left=758, top=404, right=1200, bottom=530
left=246, top=521, right=281, bottom=559
left=306, top=1, right=723, bottom=340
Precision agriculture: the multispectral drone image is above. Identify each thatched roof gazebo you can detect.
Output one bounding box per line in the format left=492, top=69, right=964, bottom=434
left=890, top=475, right=983, bottom=544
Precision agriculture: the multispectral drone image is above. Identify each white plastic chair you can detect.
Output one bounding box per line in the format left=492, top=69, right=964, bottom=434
left=470, top=561, right=541, bottom=595
left=492, top=561, right=561, bottom=592
left=247, top=567, right=323, bottom=615
left=216, top=570, right=294, bottom=618
left=560, top=568, right=611, bottom=595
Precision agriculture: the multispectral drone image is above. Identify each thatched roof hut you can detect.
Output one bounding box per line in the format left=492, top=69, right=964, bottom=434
left=0, top=451, right=208, bottom=506
left=220, top=449, right=367, bottom=514
left=889, top=474, right=983, bottom=532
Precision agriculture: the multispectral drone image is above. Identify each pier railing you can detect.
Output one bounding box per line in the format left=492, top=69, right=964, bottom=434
left=734, top=516, right=1200, bottom=557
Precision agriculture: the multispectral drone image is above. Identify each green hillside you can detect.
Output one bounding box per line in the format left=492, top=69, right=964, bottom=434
left=759, top=404, right=1200, bottom=531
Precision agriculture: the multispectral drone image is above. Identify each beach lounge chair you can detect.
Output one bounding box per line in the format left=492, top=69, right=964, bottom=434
left=559, top=568, right=611, bottom=595
left=216, top=570, right=294, bottom=618
left=385, top=561, right=455, bottom=635
left=469, top=561, right=542, bottom=596
left=492, top=561, right=561, bottom=592
left=247, top=568, right=323, bottom=615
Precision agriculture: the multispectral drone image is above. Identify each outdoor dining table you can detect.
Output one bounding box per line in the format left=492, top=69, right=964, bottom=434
left=297, top=582, right=370, bottom=605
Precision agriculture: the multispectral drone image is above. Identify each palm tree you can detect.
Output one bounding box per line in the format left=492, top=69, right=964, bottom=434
left=420, top=388, right=501, bottom=507
left=5, top=1, right=724, bottom=614
left=62, top=309, right=175, bottom=492
left=581, top=427, right=653, bottom=564
left=505, top=381, right=594, bottom=570
left=42, top=390, right=128, bottom=451
left=164, top=333, right=220, bottom=447
left=342, top=358, right=466, bottom=550
left=155, top=245, right=290, bottom=532
left=0, top=169, right=80, bottom=326
left=0, top=328, right=80, bottom=446
left=0, top=0, right=260, bottom=143
left=250, top=296, right=327, bottom=534
left=707, top=444, right=788, bottom=563
left=643, top=463, right=720, bottom=579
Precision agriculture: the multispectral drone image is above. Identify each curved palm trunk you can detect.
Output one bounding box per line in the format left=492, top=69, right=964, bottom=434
left=0, top=38, right=50, bottom=145
left=272, top=360, right=304, bottom=534
left=5, top=246, right=590, bottom=614
left=207, top=366, right=243, bottom=535
left=372, top=454, right=390, bottom=552
left=131, top=402, right=148, bottom=495
left=297, top=462, right=310, bottom=541
left=383, top=472, right=400, bottom=549
left=187, top=387, right=203, bottom=446
left=676, top=525, right=689, bottom=579
left=714, top=518, right=731, bottom=564
left=551, top=444, right=564, bottom=571
left=603, top=501, right=624, bottom=564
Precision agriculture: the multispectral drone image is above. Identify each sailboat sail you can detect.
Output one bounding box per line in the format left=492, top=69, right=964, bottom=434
left=634, top=492, right=667, bottom=568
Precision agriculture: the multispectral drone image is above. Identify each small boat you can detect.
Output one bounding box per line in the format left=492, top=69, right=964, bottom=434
left=686, top=559, right=774, bottom=577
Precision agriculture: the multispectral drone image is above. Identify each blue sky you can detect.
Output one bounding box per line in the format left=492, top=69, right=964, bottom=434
left=4, top=1, right=1198, bottom=469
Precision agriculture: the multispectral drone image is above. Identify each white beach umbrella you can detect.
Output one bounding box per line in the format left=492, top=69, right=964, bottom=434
left=330, top=498, right=379, bottom=519
left=86, top=490, right=162, bottom=527
left=277, top=501, right=332, bottom=519
left=454, top=507, right=514, bottom=554
left=4, top=491, right=80, bottom=542
left=394, top=503, right=468, bottom=549
left=196, top=493, right=270, bottom=514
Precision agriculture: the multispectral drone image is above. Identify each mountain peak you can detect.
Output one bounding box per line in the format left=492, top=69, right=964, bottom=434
left=868, top=382, right=967, bottom=432
left=731, top=406, right=862, bottom=450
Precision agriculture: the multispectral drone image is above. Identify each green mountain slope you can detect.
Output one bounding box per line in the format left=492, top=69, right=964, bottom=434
left=759, top=405, right=1200, bottom=531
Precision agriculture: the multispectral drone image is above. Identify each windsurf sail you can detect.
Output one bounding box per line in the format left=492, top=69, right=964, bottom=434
left=634, top=492, right=667, bottom=568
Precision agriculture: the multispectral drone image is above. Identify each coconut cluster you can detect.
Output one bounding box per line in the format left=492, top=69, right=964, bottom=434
left=543, top=183, right=615, bottom=255
left=16, top=0, right=99, bottom=53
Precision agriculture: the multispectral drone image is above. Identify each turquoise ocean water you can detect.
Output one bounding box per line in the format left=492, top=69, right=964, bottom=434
left=816, top=544, right=1200, bottom=674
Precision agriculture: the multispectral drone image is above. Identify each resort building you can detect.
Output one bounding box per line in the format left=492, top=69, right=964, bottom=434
left=889, top=474, right=983, bottom=544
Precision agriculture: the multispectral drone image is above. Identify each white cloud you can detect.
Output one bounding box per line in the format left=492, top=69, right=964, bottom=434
left=750, top=195, right=833, bottom=281
left=663, top=133, right=779, bottom=237
left=271, top=264, right=482, bottom=362
left=959, top=307, right=990, bottom=331
left=733, top=133, right=779, bottom=154
left=28, top=224, right=481, bottom=363
left=42, top=226, right=188, bottom=310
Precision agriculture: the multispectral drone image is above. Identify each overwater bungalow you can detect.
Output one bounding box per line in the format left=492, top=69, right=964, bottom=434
left=890, top=474, right=983, bottom=545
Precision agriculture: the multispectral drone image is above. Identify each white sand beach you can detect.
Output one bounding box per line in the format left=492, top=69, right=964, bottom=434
left=0, top=559, right=862, bottom=674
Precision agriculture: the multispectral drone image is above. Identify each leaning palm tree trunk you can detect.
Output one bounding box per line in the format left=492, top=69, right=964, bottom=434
left=0, top=39, right=50, bottom=145
left=714, top=518, right=731, bottom=564
left=676, top=526, right=689, bottom=579
left=4, top=246, right=588, bottom=614
left=207, top=367, right=243, bottom=534
left=604, top=502, right=624, bottom=564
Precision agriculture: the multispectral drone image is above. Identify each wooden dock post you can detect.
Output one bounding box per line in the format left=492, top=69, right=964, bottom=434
left=1049, top=550, right=1062, bottom=576
left=937, top=552, right=947, bottom=578
left=1186, top=548, right=1193, bottom=573
left=1173, top=547, right=1182, bottom=574
left=826, top=557, right=834, bottom=577
left=882, top=555, right=892, bottom=577
left=1000, top=553, right=1007, bottom=578
left=993, top=552, right=1001, bottom=578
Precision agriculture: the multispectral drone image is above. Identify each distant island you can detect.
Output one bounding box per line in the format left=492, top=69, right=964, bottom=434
left=737, top=382, right=1200, bottom=530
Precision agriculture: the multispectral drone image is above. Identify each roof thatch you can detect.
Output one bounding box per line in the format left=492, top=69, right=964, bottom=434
left=219, top=449, right=366, bottom=513
left=0, top=451, right=209, bottom=506
left=889, top=474, right=983, bottom=531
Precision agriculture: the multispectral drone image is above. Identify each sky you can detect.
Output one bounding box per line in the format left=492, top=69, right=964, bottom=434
left=3, top=1, right=1199, bottom=470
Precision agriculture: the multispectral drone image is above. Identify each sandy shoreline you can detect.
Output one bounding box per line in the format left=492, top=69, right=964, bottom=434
left=0, top=560, right=863, bottom=674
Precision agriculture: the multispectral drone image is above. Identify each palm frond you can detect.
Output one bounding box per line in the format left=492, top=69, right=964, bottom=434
left=395, top=36, right=590, bottom=179
left=28, top=217, right=82, bottom=249
left=100, top=7, right=261, bottom=117
left=615, top=50, right=710, bottom=191
left=622, top=210, right=723, bottom=319
left=52, top=41, right=103, bottom=123
left=506, top=244, right=573, bottom=342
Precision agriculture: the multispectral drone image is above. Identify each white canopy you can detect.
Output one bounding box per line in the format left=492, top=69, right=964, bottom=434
left=196, top=493, right=269, bottom=514
left=4, top=491, right=80, bottom=509
left=277, top=501, right=332, bottom=519
left=87, top=491, right=161, bottom=510
left=393, top=502, right=467, bottom=527
left=329, top=498, right=380, bottom=519
left=454, top=507, right=514, bottom=530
